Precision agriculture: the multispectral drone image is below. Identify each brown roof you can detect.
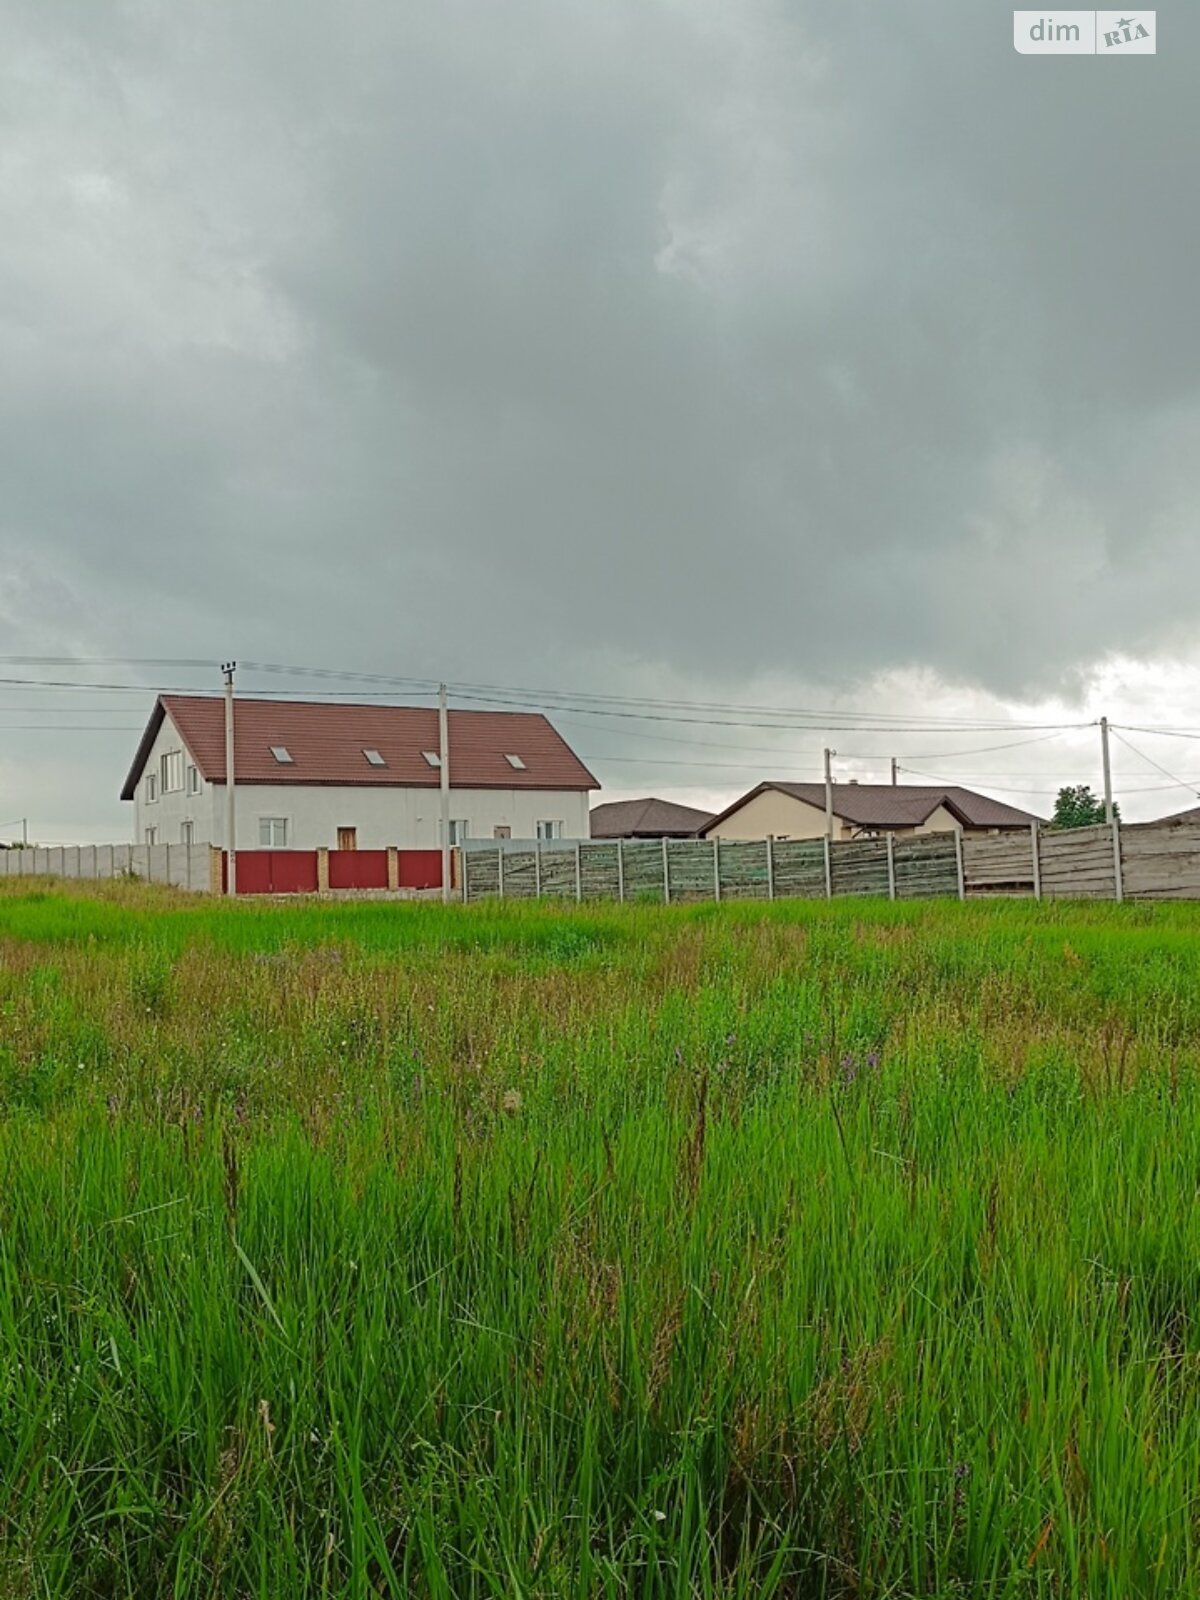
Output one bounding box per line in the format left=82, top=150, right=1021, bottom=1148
left=1154, top=804, right=1200, bottom=824
left=121, top=697, right=598, bottom=799
left=701, top=781, right=1042, bottom=834
left=589, top=797, right=713, bottom=837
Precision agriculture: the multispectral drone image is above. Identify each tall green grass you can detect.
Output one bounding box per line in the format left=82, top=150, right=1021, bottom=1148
left=3, top=881, right=1200, bottom=1596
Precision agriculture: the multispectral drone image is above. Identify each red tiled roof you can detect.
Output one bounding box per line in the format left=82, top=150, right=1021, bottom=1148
left=121, top=697, right=599, bottom=798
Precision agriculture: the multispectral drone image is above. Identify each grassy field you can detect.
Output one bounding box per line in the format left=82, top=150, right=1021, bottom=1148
left=3, top=882, right=1200, bottom=1597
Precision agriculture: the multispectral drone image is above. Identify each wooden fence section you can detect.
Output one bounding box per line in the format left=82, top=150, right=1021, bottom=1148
left=461, top=819, right=1200, bottom=908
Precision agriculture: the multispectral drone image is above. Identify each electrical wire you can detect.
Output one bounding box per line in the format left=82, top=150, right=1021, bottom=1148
left=1110, top=729, right=1200, bottom=800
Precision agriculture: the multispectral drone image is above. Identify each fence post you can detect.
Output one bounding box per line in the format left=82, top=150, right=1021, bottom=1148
left=616, top=839, right=625, bottom=902
left=165, top=843, right=171, bottom=888
left=823, top=835, right=832, bottom=899
left=713, top=838, right=721, bottom=902
left=461, top=849, right=469, bottom=903
left=886, top=832, right=896, bottom=900
left=765, top=836, right=774, bottom=901
left=497, top=844, right=505, bottom=899
left=1030, top=822, right=1042, bottom=901
left=1112, top=818, right=1124, bottom=903
left=575, top=842, right=582, bottom=902
left=954, top=829, right=965, bottom=901
left=662, top=837, right=670, bottom=904
left=534, top=840, right=542, bottom=898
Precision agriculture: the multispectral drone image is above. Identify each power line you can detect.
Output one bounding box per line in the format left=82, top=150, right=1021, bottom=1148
left=1110, top=729, right=1200, bottom=800
left=1114, top=723, right=1200, bottom=742
left=897, top=762, right=1198, bottom=798
left=243, top=660, right=1072, bottom=727
left=451, top=688, right=1086, bottom=736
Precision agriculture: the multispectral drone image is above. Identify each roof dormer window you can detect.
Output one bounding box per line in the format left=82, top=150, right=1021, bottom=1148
left=271, top=746, right=293, bottom=764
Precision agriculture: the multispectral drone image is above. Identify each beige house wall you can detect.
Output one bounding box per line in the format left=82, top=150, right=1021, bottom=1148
left=704, top=790, right=1014, bottom=842
left=704, top=790, right=851, bottom=841
left=917, top=803, right=961, bottom=836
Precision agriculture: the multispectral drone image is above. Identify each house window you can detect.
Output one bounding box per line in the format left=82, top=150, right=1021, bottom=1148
left=180, top=822, right=194, bottom=845
left=536, top=820, right=564, bottom=840
left=494, top=825, right=512, bottom=839
left=144, top=827, right=157, bottom=845
left=270, top=747, right=293, bottom=765
left=259, top=817, right=288, bottom=847
left=187, top=764, right=200, bottom=794
left=160, top=750, right=185, bottom=792
left=363, top=749, right=386, bottom=767
left=448, top=819, right=469, bottom=845
left=422, top=751, right=442, bottom=768
left=504, top=754, right=526, bottom=770
left=145, top=773, right=158, bottom=803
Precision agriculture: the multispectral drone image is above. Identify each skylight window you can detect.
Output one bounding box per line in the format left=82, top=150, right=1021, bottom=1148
left=505, top=754, right=526, bottom=769
left=422, top=751, right=442, bottom=768
left=363, top=749, right=386, bottom=767
left=271, top=746, right=293, bottom=764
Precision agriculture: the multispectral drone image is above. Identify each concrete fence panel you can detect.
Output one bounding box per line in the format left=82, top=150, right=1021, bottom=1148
left=1038, top=824, right=1118, bottom=900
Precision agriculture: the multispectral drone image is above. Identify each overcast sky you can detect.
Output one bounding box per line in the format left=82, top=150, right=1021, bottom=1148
left=2, top=0, right=1199, bottom=840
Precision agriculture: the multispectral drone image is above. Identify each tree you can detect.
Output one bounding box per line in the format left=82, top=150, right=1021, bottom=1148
left=1051, top=784, right=1119, bottom=830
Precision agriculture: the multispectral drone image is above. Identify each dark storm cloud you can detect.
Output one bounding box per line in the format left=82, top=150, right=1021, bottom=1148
left=1, top=0, right=1198, bottom=833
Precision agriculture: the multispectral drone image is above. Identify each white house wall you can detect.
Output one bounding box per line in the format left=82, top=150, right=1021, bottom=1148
left=207, top=782, right=591, bottom=851
left=131, top=712, right=217, bottom=845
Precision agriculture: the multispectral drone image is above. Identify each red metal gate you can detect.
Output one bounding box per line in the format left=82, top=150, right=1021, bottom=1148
left=223, top=851, right=320, bottom=895
left=328, top=849, right=389, bottom=890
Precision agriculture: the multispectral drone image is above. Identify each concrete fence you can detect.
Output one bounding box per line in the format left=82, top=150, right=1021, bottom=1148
left=459, top=818, right=1200, bottom=906
left=0, top=845, right=444, bottom=896
left=9, top=819, right=1200, bottom=906
left=0, top=843, right=214, bottom=892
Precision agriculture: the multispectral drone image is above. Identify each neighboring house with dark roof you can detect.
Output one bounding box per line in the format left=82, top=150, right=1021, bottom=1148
left=121, top=697, right=598, bottom=851
left=1155, top=804, right=1200, bottom=824
left=590, top=797, right=712, bottom=839
left=700, top=781, right=1041, bottom=842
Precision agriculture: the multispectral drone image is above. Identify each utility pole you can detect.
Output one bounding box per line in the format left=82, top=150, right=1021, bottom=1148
left=1100, top=716, right=1114, bottom=824
left=438, top=683, right=451, bottom=903
left=21, top=819, right=27, bottom=848
left=824, top=747, right=836, bottom=840
left=890, top=757, right=898, bottom=786
left=222, top=661, right=237, bottom=897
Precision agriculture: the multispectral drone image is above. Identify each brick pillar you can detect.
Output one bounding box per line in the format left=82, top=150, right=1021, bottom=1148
left=387, top=847, right=399, bottom=891
left=317, top=848, right=330, bottom=893
left=209, top=847, right=224, bottom=895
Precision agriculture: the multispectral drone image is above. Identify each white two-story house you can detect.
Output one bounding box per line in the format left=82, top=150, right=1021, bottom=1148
left=121, top=696, right=598, bottom=850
